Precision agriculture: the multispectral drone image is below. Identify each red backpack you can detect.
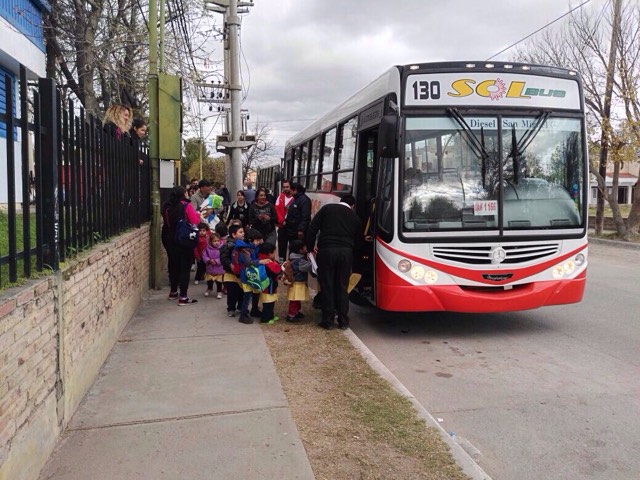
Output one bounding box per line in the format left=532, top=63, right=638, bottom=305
left=231, top=248, right=242, bottom=275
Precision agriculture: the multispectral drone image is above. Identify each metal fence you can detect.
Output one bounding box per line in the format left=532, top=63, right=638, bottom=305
left=0, top=65, right=151, bottom=289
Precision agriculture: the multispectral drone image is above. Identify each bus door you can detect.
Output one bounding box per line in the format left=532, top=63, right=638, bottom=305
left=353, top=128, right=378, bottom=303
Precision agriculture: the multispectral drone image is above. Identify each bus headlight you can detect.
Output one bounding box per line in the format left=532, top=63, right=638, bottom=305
left=563, top=260, right=576, bottom=275
left=398, top=259, right=412, bottom=273
left=410, top=265, right=425, bottom=280
left=552, top=265, right=565, bottom=279
left=574, top=253, right=585, bottom=266
left=424, top=271, right=438, bottom=284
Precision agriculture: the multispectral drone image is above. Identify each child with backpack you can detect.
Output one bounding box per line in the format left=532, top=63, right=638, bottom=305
left=257, top=242, right=282, bottom=324
left=193, top=222, right=210, bottom=285
left=220, top=224, right=244, bottom=316
left=235, top=229, right=270, bottom=324
left=286, top=240, right=312, bottom=323
left=201, top=232, right=225, bottom=298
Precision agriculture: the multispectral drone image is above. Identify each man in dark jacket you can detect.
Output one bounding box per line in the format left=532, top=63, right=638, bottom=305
left=284, top=182, right=311, bottom=244
left=306, top=195, right=362, bottom=330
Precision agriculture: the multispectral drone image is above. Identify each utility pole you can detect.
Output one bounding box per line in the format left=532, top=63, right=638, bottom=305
left=204, top=0, right=255, bottom=196
left=595, top=0, right=622, bottom=235
left=149, top=0, right=162, bottom=289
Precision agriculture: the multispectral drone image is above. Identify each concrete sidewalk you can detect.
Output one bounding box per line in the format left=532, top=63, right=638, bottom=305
left=39, top=288, right=314, bottom=480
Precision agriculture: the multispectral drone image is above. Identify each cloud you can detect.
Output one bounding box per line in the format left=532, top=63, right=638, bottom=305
left=230, top=0, right=607, bottom=157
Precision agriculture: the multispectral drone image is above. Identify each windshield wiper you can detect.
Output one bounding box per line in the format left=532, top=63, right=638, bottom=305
left=508, top=110, right=550, bottom=183
left=447, top=108, right=490, bottom=187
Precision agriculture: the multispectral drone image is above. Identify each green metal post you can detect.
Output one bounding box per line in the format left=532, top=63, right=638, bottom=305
left=149, top=0, right=162, bottom=289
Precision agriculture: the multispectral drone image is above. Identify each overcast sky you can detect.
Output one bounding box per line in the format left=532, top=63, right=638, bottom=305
left=203, top=0, right=609, bottom=162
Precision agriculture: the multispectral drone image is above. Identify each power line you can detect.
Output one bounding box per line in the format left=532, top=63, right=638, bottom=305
left=486, top=0, right=592, bottom=61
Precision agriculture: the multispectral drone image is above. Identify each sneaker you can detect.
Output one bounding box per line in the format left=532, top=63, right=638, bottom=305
left=238, top=315, right=253, bottom=324
left=216, top=292, right=223, bottom=299
left=194, top=280, right=200, bottom=285
left=261, top=316, right=279, bottom=324
left=178, top=297, right=198, bottom=306
left=250, top=309, right=262, bottom=318
left=227, top=311, right=235, bottom=317
left=168, top=291, right=179, bottom=300
left=294, top=312, right=305, bottom=319
left=204, top=290, right=212, bottom=297
left=286, top=315, right=301, bottom=323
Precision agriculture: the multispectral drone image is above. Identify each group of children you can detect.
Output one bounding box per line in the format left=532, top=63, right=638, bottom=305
left=192, top=219, right=312, bottom=325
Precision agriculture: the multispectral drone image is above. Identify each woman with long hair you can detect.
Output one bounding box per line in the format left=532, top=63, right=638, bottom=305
left=103, top=104, right=133, bottom=139
left=162, top=186, right=201, bottom=305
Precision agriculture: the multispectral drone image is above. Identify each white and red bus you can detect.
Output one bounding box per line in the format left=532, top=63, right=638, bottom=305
left=284, top=61, right=588, bottom=313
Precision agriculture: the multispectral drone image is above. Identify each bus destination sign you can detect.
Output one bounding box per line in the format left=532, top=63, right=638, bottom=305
left=405, top=73, right=581, bottom=110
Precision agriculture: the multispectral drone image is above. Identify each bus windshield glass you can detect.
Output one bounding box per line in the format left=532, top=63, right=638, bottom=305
left=402, top=115, right=584, bottom=233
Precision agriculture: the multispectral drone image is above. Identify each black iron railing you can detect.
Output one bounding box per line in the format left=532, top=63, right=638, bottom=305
left=0, top=65, right=151, bottom=289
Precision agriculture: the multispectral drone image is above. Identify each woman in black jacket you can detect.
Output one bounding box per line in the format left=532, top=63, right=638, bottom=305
left=227, top=190, right=250, bottom=228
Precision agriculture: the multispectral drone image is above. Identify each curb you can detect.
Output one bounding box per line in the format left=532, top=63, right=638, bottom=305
left=588, top=236, right=640, bottom=251
left=343, top=329, right=492, bottom=480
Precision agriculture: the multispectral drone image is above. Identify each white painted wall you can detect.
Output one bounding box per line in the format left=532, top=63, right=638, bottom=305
left=0, top=138, right=26, bottom=204
left=0, top=15, right=46, bottom=78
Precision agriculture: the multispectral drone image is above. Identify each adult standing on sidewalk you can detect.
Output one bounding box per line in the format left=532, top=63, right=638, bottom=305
left=190, top=179, right=213, bottom=212
left=306, top=195, right=361, bottom=330
left=284, top=182, right=311, bottom=246
left=162, top=186, right=200, bottom=305
left=248, top=187, right=278, bottom=246
left=244, top=183, right=256, bottom=205
left=275, top=179, right=294, bottom=261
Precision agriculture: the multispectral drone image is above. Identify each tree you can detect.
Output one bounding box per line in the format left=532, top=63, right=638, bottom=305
left=514, top=0, right=640, bottom=239
left=182, top=137, right=210, bottom=175
left=242, top=122, right=277, bottom=183
left=44, top=0, right=149, bottom=116
left=185, top=156, right=225, bottom=186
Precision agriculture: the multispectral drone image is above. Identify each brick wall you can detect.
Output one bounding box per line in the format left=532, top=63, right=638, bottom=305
left=0, top=225, right=150, bottom=480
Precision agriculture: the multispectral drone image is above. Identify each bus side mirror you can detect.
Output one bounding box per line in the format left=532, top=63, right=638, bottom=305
left=379, top=114, right=398, bottom=158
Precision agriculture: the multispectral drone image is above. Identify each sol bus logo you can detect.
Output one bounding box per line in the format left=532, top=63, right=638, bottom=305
left=448, top=78, right=566, bottom=100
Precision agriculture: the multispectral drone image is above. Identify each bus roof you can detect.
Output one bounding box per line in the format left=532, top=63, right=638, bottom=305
left=285, top=66, right=401, bottom=149
left=284, top=61, right=581, bottom=151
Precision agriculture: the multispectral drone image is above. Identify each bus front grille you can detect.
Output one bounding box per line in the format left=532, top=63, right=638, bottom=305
left=431, top=243, right=560, bottom=265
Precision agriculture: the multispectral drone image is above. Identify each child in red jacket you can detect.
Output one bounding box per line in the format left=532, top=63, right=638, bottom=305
left=193, top=222, right=210, bottom=284
left=257, top=242, right=282, bottom=324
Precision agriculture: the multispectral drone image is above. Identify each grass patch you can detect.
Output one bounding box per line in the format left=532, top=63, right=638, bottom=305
left=262, top=302, right=469, bottom=480
left=0, top=212, right=40, bottom=290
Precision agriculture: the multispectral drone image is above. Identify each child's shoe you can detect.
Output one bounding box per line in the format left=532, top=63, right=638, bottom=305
left=216, top=292, right=223, bottom=299
left=286, top=315, right=301, bottom=323
left=178, top=297, right=198, bottom=306
left=194, top=280, right=200, bottom=285
left=227, top=310, right=235, bottom=317
left=168, top=291, right=178, bottom=300
left=204, top=289, right=212, bottom=297
left=238, top=315, right=253, bottom=324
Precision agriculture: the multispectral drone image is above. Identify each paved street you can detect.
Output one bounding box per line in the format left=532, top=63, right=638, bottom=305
left=349, top=242, right=640, bottom=480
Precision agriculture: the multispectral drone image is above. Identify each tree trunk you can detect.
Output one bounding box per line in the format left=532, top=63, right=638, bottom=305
left=625, top=184, right=640, bottom=238
left=608, top=161, right=627, bottom=235
left=596, top=0, right=623, bottom=235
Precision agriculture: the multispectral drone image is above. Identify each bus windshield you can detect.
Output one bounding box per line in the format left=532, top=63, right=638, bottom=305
left=402, top=115, right=584, bottom=233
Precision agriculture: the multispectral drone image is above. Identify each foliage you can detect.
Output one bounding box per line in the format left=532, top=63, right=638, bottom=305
left=513, top=0, right=640, bottom=239
left=184, top=155, right=226, bottom=185
left=182, top=137, right=210, bottom=175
